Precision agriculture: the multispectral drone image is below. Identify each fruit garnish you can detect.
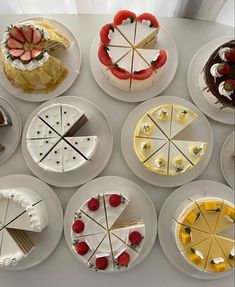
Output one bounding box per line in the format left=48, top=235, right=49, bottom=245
left=8, top=48, right=24, bottom=58
left=21, top=26, right=33, bottom=43
left=7, top=37, right=24, bottom=49
left=132, top=68, right=153, bottom=80
left=185, top=227, right=191, bottom=234
left=72, top=220, right=85, bottom=233
left=110, top=65, right=131, bottom=79
left=32, top=29, right=42, bottom=44
left=8, top=26, right=25, bottom=43
left=75, top=241, right=89, bottom=256
left=87, top=197, right=100, bottom=211
left=117, top=252, right=130, bottom=267
left=98, top=45, right=112, bottom=67
left=100, top=23, right=114, bottom=45
left=217, top=63, right=230, bottom=75
left=109, top=194, right=122, bottom=207
left=20, top=51, right=31, bottom=62
left=137, top=13, right=159, bottom=28
left=224, top=80, right=235, bottom=91
left=225, top=48, right=235, bottom=63
left=113, top=10, right=136, bottom=25
left=95, top=257, right=109, bottom=270
left=151, top=50, right=167, bottom=70
left=31, top=48, right=42, bottom=59
left=129, top=231, right=143, bottom=246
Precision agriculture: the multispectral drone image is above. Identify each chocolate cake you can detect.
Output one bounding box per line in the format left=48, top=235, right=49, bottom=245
left=0, top=105, right=12, bottom=127
left=200, top=40, right=235, bottom=110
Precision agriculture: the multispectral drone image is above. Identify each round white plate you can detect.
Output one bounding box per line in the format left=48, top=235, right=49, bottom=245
left=90, top=25, right=178, bottom=102
left=220, top=131, right=235, bottom=189
left=121, top=96, right=213, bottom=187
left=22, top=96, right=113, bottom=188
left=0, top=174, right=63, bottom=271
left=158, top=180, right=234, bottom=280
left=64, top=176, right=158, bottom=273
left=0, top=97, right=21, bottom=165
left=0, top=17, right=81, bottom=102
left=187, top=36, right=234, bottom=125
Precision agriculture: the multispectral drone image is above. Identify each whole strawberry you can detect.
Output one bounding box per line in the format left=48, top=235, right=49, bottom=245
left=75, top=242, right=89, bottom=255
left=109, top=194, right=122, bottom=207
left=87, top=197, right=100, bottom=211
left=72, top=220, right=85, bottom=233
left=224, top=80, right=235, bottom=92
left=217, top=63, right=230, bottom=76
left=117, top=251, right=130, bottom=267
left=129, top=231, right=143, bottom=246
left=96, top=257, right=109, bottom=270
left=225, top=48, right=235, bottom=63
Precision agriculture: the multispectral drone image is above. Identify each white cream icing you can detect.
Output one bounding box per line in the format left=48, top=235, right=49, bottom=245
left=213, top=257, right=224, bottom=264
left=210, top=63, right=222, bottom=78
left=218, top=81, right=233, bottom=99
left=0, top=251, right=25, bottom=267
left=195, top=250, right=204, bottom=259
left=122, top=18, right=131, bottom=25
left=218, top=47, right=231, bottom=62
left=108, top=29, right=114, bottom=40
left=230, top=247, right=235, bottom=257
left=142, top=19, right=151, bottom=27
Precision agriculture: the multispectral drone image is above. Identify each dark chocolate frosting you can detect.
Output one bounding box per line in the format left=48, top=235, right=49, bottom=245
left=203, top=40, right=235, bottom=109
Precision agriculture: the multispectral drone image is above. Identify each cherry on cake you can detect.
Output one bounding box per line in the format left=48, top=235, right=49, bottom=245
left=0, top=188, right=48, bottom=268
left=199, top=40, right=235, bottom=111
left=70, top=193, right=145, bottom=272
left=98, top=10, right=168, bottom=92
left=134, top=104, right=207, bottom=175
left=173, top=196, right=235, bottom=273
left=26, top=103, right=98, bottom=173
left=0, top=20, right=70, bottom=93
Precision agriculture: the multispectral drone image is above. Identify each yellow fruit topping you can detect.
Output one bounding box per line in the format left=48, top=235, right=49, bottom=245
left=186, top=212, right=198, bottom=224
left=141, top=142, right=151, bottom=152
left=177, top=109, right=188, bottom=121
left=189, top=249, right=203, bottom=265
left=157, top=109, right=169, bottom=120
left=204, top=201, right=217, bottom=211
left=155, top=157, right=166, bottom=168
left=212, top=261, right=226, bottom=272
left=180, top=233, right=191, bottom=245
left=174, top=158, right=185, bottom=172
left=226, top=207, right=235, bottom=221
left=142, top=124, right=152, bottom=135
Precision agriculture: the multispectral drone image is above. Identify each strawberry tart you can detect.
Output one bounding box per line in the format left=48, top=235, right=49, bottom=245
left=98, top=10, right=168, bottom=92
left=26, top=103, right=98, bottom=173
left=71, top=193, right=145, bottom=272
left=0, top=20, right=70, bottom=93
left=134, top=104, right=207, bottom=175
left=199, top=40, right=235, bottom=111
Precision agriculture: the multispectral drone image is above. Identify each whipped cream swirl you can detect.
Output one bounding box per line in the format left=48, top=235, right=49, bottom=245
left=218, top=81, right=233, bottom=99
left=218, top=47, right=231, bottom=62
left=210, top=63, right=222, bottom=78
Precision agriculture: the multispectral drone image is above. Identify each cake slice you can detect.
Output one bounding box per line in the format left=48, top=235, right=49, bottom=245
left=134, top=114, right=167, bottom=139
left=107, top=46, right=131, bottom=64
left=26, top=116, right=59, bottom=139
left=7, top=228, right=35, bottom=255
left=27, top=138, right=60, bottom=163
left=182, top=237, right=212, bottom=271
left=0, top=198, right=9, bottom=227
left=134, top=138, right=167, bottom=162
left=215, top=236, right=235, bottom=267
left=100, top=23, right=131, bottom=47
left=143, top=141, right=169, bottom=175
left=0, top=106, right=12, bottom=127
left=148, top=104, right=173, bottom=137
left=39, top=140, right=63, bottom=172
left=205, top=237, right=231, bottom=272
left=170, top=105, right=198, bottom=139
left=172, top=140, right=207, bottom=165
left=38, top=103, right=62, bottom=135
left=134, top=13, right=159, bottom=48
left=168, top=142, right=193, bottom=175
left=214, top=201, right=235, bottom=234
left=61, top=104, right=88, bottom=137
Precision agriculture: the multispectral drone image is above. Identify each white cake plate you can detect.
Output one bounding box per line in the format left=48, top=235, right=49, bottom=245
left=187, top=36, right=234, bottom=125
left=0, top=97, right=21, bottom=165
left=64, top=176, right=158, bottom=273
left=90, top=25, right=178, bottom=102
left=22, top=96, right=113, bottom=187
left=0, top=17, right=82, bottom=102
left=220, top=131, right=235, bottom=189
left=158, top=180, right=234, bottom=280
left=121, top=96, right=213, bottom=187
left=0, top=174, right=63, bottom=271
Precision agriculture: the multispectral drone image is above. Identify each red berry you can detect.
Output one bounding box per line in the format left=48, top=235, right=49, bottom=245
left=72, top=220, right=85, bottom=233
left=98, top=45, right=112, bottom=67
left=100, top=23, right=114, bottom=46
left=217, top=63, right=230, bottom=75
left=113, top=10, right=136, bottom=26
left=32, top=29, right=42, bottom=44
left=132, top=68, right=153, bottom=80
left=31, top=48, right=42, bottom=59
left=151, top=50, right=167, bottom=70
left=96, top=257, right=109, bottom=270
left=75, top=241, right=89, bottom=255
left=137, top=13, right=159, bottom=28
left=225, top=48, right=235, bottom=63
left=129, top=231, right=143, bottom=246
left=110, top=65, right=131, bottom=80
left=8, top=48, right=24, bottom=58
left=87, top=197, right=100, bottom=211
left=20, top=51, right=31, bottom=62
left=9, top=26, right=26, bottom=43
left=109, top=194, right=122, bottom=207
left=224, top=80, right=235, bottom=91
left=21, top=26, right=33, bottom=43
left=117, top=251, right=130, bottom=266
left=7, top=37, right=24, bottom=49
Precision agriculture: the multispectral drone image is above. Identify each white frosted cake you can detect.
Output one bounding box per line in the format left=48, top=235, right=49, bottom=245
left=134, top=104, right=207, bottom=175
left=70, top=193, right=145, bottom=272
left=173, top=196, right=235, bottom=273
left=0, top=188, right=48, bottom=267
left=26, top=103, right=98, bottom=173
left=98, top=10, right=168, bottom=92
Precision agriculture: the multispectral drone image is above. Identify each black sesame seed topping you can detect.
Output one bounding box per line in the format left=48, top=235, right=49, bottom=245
left=56, top=121, right=59, bottom=124
left=49, top=131, right=52, bottom=134
left=56, top=161, right=60, bottom=164
left=46, top=115, right=49, bottom=118
left=73, top=157, right=76, bottom=160
left=75, top=142, right=78, bottom=145
left=54, top=151, right=57, bottom=154
left=64, top=111, right=67, bottom=114
left=67, top=123, right=70, bottom=126
left=37, top=131, right=40, bottom=134
left=87, top=138, right=90, bottom=141
left=46, top=141, right=49, bottom=143
left=40, top=153, right=43, bottom=156
left=64, top=147, right=67, bottom=150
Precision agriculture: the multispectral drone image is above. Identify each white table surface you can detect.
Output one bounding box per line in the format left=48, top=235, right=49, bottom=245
left=0, top=14, right=234, bottom=287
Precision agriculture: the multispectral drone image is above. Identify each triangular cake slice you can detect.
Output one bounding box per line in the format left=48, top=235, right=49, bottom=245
left=107, top=46, right=131, bottom=64
left=205, top=237, right=231, bottom=272
left=38, top=103, right=62, bottom=135
left=172, top=140, right=207, bottom=165
left=134, top=138, right=167, bottom=162
left=136, top=48, right=160, bottom=67
left=214, top=201, right=235, bottom=234
left=168, top=143, right=193, bottom=175
left=108, top=27, right=131, bottom=47
left=132, top=50, right=150, bottom=72
left=170, top=105, right=198, bottom=139
left=26, top=116, right=59, bottom=139
left=182, top=237, right=212, bottom=271
left=143, top=142, right=169, bottom=175
left=194, top=198, right=223, bottom=233
left=134, top=114, right=167, bottom=139
left=39, top=140, right=63, bottom=173
left=27, top=138, right=60, bottom=163
left=215, top=236, right=235, bottom=267
left=148, top=104, right=173, bottom=137
left=115, top=22, right=136, bottom=46
left=61, top=104, right=88, bottom=137
left=175, top=222, right=211, bottom=251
